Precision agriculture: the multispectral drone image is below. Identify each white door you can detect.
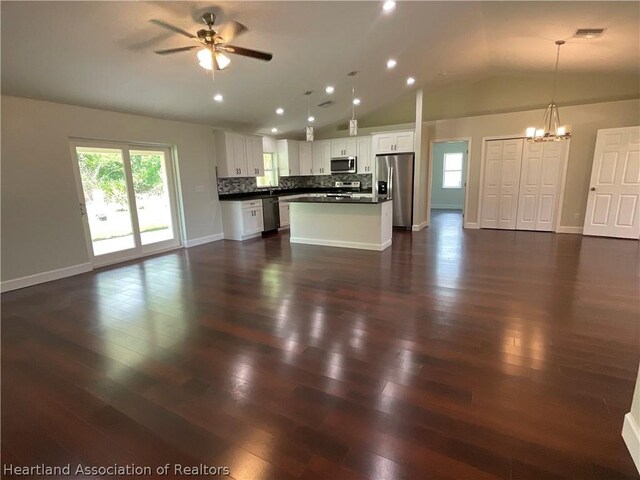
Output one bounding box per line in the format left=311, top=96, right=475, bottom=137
left=299, top=142, right=313, bottom=176
left=395, top=131, right=415, bottom=153
left=481, top=139, right=524, bottom=229
left=584, top=126, right=640, bottom=239
left=71, top=141, right=181, bottom=267
left=373, top=134, right=395, bottom=154
left=312, top=141, right=331, bottom=175
left=232, top=134, right=247, bottom=176
left=357, top=137, right=372, bottom=173
left=246, top=136, right=264, bottom=177
left=516, top=141, right=567, bottom=231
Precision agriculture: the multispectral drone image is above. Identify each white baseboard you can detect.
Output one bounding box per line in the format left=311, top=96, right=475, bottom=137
left=623, top=413, right=640, bottom=474
left=290, top=237, right=392, bottom=251
left=183, top=233, right=224, bottom=247
left=556, top=226, right=584, bottom=234
left=464, top=222, right=480, bottom=230
left=412, top=221, right=428, bottom=232
left=431, top=205, right=464, bottom=210
left=1, top=262, right=92, bottom=293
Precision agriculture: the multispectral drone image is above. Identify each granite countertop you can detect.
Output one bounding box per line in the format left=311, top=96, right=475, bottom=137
left=286, top=196, right=391, bottom=205
left=218, top=187, right=372, bottom=201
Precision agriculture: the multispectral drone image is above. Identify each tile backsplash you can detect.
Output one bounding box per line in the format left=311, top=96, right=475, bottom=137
left=217, top=173, right=372, bottom=195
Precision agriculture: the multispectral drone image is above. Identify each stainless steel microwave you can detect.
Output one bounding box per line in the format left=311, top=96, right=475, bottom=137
left=330, top=156, right=357, bottom=174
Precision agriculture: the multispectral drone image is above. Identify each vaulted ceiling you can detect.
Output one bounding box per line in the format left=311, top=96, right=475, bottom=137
left=2, top=1, right=639, bottom=136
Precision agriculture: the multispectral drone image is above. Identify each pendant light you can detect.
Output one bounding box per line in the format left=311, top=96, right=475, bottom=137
left=526, top=40, right=571, bottom=142
left=348, top=71, right=359, bottom=136
left=304, top=91, right=314, bottom=142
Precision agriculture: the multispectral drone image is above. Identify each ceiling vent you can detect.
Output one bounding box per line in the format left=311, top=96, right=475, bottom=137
left=574, top=28, right=605, bottom=38
left=317, top=100, right=335, bottom=108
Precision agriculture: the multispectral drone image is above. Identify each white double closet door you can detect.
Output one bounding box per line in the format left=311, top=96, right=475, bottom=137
left=481, top=138, right=567, bottom=231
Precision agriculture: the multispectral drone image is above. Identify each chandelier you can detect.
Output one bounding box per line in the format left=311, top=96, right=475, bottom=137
left=526, top=40, right=571, bottom=142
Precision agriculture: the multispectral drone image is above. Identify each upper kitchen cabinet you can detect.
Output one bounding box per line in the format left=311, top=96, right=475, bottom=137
left=277, top=139, right=300, bottom=177
left=372, top=130, right=415, bottom=155
left=245, top=135, right=265, bottom=177
left=356, top=136, right=373, bottom=174
left=215, top=131, right=248, bottom=177
left=312, top=140, right=331, bottom=175
left=298, top=142, right=314, bottom=176
left=331, top=138, right=357, bottom=158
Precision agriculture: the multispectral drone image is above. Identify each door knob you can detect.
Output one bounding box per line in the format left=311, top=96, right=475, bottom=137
left=590, top=187, right=596, bottom=191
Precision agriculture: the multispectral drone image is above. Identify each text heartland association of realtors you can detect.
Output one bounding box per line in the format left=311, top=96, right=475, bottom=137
left=2, top=463, right=231, bottom=476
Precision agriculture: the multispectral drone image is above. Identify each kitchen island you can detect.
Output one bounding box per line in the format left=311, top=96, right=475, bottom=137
left=286, top=196, right=393, bottom=251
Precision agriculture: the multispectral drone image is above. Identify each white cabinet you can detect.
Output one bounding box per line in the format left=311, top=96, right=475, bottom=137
left=372, top=130, right=415, bottom=154
left=215, top=131, right=249, bottom=177
left=312, top=140, right=331, bottom=175
left=331, top=138, right=357, bottom=158
left=279, top=201, right=290, bottom=228
left=298, top=142, right=314, bottom=176
left=277, top=140, right=300, bottom=177
left=356, top=136, right=373, bottom=174
left=245, top=135, right=264, bottom=177
left=221, top=199, right=264, bottom=240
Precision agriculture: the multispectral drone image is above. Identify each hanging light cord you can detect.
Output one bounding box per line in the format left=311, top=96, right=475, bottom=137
left=551, top=42, right=562, bottom=103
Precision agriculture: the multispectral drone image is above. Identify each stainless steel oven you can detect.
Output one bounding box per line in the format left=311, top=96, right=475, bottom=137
left=330, top=156, right=357, bottom=174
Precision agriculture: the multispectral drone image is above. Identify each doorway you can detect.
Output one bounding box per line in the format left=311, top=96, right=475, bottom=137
left=430, top=140, right=468, bottom=226
left=70, top=140, right=182, bottom=267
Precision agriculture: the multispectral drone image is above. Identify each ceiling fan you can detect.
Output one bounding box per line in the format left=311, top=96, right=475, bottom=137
left=152, top=13, right=273, bottom=73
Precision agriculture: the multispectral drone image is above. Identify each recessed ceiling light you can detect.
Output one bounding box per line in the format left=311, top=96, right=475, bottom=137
left=271, top=127, right=278, bottom=133
left=276, top=107, right=284, bottom=115
left=382, top=1, right=396, bottom=13
left=352, top=98, right=361, bottom=105
left=406, top=77, right=415, bottom=86
left=308, top=116, right=315, bottom=123
left=386, top=59, right=397, bottom=69
left=213, top=94, right=223, bottom=102
left=325, top=85, right=335, bottom=94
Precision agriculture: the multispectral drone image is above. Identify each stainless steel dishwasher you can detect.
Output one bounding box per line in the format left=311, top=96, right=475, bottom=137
left=262, top=196, right=280, bottom=233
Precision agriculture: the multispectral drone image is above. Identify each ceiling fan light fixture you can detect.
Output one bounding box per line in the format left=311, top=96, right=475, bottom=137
left=352, top=98, right=361, bottom=105
left=216, top=52, right=231, bottom=70
left=213, top=93, right=224, bottom=102
left=197, top=48, right=213, bottom=70
left=325, top=86, right=335, bottom=94
left=276, top=107, right=284, bottom=115
left=307, top=116, right=315, bottom=123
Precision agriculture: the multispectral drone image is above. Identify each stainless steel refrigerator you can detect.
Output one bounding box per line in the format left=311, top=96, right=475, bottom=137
left=374, top=153, right=415, bottom=228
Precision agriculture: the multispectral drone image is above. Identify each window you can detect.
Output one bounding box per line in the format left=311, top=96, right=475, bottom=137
left=256, top=153, right=279, bottom=188
left=443, top=152, right=463, bottom=189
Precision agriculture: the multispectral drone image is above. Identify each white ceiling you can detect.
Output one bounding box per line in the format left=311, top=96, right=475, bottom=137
left=2, top=1, right=638, bottom=136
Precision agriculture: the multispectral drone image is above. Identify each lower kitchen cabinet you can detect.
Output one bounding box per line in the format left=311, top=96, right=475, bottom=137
left=221, top=200, right=264, bottom=240
left=279, top=201, right=290, bottom=228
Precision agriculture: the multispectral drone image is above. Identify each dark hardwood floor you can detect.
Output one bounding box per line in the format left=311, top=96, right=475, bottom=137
left=2, top=210, right=639, bottom=479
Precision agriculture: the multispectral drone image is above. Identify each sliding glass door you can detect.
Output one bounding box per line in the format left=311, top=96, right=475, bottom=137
left=71, top=141, right=181, bottom=267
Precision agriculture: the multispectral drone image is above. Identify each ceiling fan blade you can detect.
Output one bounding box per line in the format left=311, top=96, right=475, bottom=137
left=150, top=19, right=196, bottom=39
left=155, top=46, right=198, bottom=55
left=217, top=20, right=248, bottom=42
left=222, top=45, right=273, bottom=62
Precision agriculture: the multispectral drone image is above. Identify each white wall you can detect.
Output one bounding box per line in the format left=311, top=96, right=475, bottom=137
left=1, top=95, right=222, bottom=283
left=430, top=99, right=640, bottom=227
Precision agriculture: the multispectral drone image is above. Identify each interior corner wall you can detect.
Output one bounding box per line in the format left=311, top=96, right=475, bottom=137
left=430, top=98, right=640, bottom=227
left=1, top=95, right=222, bottom=283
